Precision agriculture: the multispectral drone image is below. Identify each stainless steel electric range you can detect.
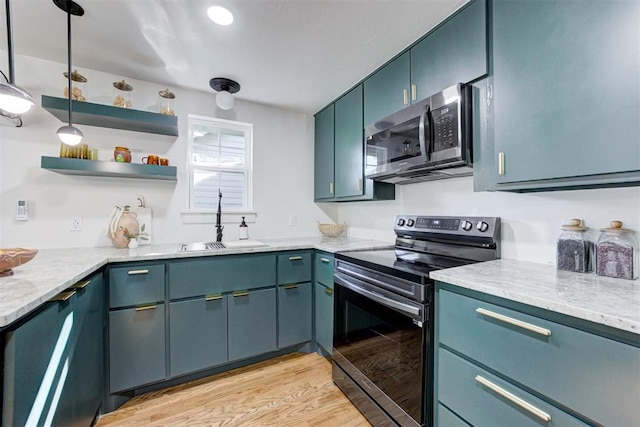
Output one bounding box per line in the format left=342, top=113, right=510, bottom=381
left=332, top=215, right=501, bottom=427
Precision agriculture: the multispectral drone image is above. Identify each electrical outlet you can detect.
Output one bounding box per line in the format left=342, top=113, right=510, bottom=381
left=288, top=214, right=297, bottom=227
left=70, top=216, right=83, bottom=232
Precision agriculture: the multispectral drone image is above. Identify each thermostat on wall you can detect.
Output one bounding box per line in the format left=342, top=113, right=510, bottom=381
left=16, top=200, right=28, bottom=221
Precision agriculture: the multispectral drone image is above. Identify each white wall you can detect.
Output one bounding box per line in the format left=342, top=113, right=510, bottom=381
left=0, top=53, right=336, bottom=249
left=338, top=176, right=640, bottom=264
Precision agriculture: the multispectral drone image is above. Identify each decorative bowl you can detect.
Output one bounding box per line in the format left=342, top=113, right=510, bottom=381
left=317, top=222, right=347, bottom=238
left=0, top=248, right=38, bottom=277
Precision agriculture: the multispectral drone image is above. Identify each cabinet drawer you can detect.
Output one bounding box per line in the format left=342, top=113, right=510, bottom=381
left=169, top=254, right=276, bottom=300
left=438, top=348, right=587, bottom=427
left=314, top=253, right=334, bottom=289
left=438, top=289, right=640, bottom=427
left=277, top=252, right=312, bottom=285
left=109, top=264, right=165, bottom=308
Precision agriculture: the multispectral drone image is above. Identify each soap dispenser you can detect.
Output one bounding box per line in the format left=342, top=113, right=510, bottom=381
left=239, top=216, right=249, bottom=240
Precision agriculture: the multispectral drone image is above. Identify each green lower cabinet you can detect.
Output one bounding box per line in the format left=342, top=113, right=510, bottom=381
left=228, top=288, right=277, bottom=361
left=169, top=297, right=228, bottom=378
left=436, top=403, right=469, bottom=427
left=438, top=349, right=587, bottom=426
left=109, top=304, right=166, bottom=392
left=314, top=282, right=334, bottom=355
left=278, top=283, right=312, bottom=348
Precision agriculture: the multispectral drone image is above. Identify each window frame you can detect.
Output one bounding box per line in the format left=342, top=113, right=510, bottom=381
left=186, top=114, right=254, bottom=214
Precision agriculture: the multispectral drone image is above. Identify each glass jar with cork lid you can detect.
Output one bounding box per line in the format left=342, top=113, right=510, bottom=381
left=596, top=221, right=638, bottom=279
left=158, top=88, right=175, bottom=115
left=556, top=218, right=593, bottom=273
left=63, top=69, right=87, bottom=101
left=113, top=80, right=133, bottom=108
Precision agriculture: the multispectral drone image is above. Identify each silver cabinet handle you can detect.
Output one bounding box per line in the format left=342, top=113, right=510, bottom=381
left=475, top=375, right=552, bottom=422
left=127, top=269, right=149, bottom=275
left=476, top=307, right=551, bottom=337
left=498, top=152, right=505, bottom=176
left=329, top=182, right=334, bottom=194
left=403, top=89, right=409, bottom=105
left=320, top=258, right=331, bottom=264
left=289, top=256, right=303, bottom=261
left=411, top=84, right=417, bottom=101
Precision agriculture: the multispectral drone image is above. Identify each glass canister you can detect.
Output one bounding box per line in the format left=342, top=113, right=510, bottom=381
left=596, top=221, right=638, bottom=280
left=556, top=218, right=593, bottom=273
left=63, top=69, right=87, bottom=101
left=158, top=88, right=175, bottom=115
left=113, top=80, right=133, bottom=108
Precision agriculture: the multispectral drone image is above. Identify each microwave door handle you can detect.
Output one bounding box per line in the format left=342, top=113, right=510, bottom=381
left=419, top=108, right=430, bottom=161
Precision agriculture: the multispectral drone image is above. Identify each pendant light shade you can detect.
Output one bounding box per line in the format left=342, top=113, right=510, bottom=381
left=54, top=0, right=84, bottom=146
left=209, top=77, right=240, bottom=111
left=0, top=0, right=35, bottom=115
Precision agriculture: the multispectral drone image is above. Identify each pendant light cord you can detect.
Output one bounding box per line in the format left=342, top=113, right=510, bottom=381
left=66, top=9, right=73, bottom=126
left=5, top=0, right=14, bottom=84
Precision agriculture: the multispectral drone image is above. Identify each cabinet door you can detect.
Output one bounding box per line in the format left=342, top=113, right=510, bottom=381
left=314, top=282, right=334, bottom=355
left=169, top=297, right=228, bottom=377
left=314, top=253, right=334, bottom=290
left=492, top=0, right=640, bottom=184
left=65, top=273, right=105, bottom=427
left=411, top=0, right=487, bottom=101
left=3, top=297, right=75, bottom=427
left=335, top=85, right=365, bottom=198
left=277, top=252, right=312, bottom=285
left=278, top=283, right=312, bottom=348
left=363, top=51, right=410, bottom=126
left=109, top=304, right=166, bottom=392
left=314, top=105, right=335, bottom=200
left=228, top=288, right=277, bottom=361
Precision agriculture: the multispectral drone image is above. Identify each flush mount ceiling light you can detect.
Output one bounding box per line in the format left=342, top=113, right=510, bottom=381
left=0, top=0, right=35, bottom=115
left=207, top=6, right=233, bottom=25
left=209, top=77, right=240, bottom=110
left=54, top=0, right=84, bottom=146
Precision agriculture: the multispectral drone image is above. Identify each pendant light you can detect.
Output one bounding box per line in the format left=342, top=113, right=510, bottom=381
left=209, top=77, right=240, bottom=111
left=0, top=0, right=35, bottom=115
left=54, top=0, right=84, bottom=146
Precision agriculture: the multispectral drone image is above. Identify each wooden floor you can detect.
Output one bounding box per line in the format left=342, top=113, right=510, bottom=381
left=97, top=352, right=371, bottom=427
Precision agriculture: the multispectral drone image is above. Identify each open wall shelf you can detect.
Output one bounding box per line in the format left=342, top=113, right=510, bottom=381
left=41, top=156, right=177, bottom=181
left=41, top=95, right=179, bottom=137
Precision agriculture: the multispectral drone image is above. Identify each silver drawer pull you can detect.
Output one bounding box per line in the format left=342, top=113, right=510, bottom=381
left=475, top=375, right=552, bottom=422
left=320, top=258, right=330, bottom=264
left=128, top=269, right=149, bottom=275
left=289, top=256, right=303, bottom=261
left=476, top=307, right=551, bottom=337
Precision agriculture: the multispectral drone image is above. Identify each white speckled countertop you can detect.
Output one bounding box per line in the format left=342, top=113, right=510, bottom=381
left=0, top=237, right=392, bottom=328
left=430, top=259, right=640, bottom=336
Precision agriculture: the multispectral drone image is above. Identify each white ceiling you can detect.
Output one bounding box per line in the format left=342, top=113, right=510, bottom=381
left=4, top=0, right=467, bottom=114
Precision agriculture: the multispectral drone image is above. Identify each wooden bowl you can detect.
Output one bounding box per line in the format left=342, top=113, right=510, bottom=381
left=0, top=248, right=38, bottom=277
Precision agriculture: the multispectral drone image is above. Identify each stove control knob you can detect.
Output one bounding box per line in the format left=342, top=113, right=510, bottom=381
left=461, top=220, right=472, bottom=231
left=397, top=218, right=406, bottom=227
left=476, top=221, right=489, bottom=232
left=407, top=219, right=415, bottom=227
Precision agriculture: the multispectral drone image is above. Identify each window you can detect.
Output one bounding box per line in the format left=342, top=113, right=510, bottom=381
left=187, top=115, right=253, bottom=211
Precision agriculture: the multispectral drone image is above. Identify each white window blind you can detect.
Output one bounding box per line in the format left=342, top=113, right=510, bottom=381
left=188, top=115, right=253, bottom=211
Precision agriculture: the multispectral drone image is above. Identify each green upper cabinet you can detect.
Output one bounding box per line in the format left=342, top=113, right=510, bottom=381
left=314, top=105, right=335, bottom=200
left=490, top=0, right=640, bottom=189
left=363, top=52, right=411, bottom=126
left=410, top=0, right=487, bottom=101
left=335, top=85, right=365, bottom=198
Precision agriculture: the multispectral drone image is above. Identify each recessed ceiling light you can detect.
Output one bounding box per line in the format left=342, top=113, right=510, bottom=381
left=207, top=6, right=233, bottom=26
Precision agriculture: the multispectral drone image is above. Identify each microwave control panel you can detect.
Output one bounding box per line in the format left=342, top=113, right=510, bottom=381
left=432, top=104, right=459, bottom=152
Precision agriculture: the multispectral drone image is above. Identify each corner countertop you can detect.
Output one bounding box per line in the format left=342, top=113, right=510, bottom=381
left=430, top=259, right=640, bottom=336
left=0, top=237, right=392, bottom=328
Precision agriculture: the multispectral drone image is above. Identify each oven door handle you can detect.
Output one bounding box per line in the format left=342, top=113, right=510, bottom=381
left=335, top=274, right=422, bottom=319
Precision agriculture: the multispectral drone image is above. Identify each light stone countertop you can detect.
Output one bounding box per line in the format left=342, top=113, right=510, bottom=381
left=0, top=237, right=393, bottom=328
left=430, top=259, right=640, bottom=336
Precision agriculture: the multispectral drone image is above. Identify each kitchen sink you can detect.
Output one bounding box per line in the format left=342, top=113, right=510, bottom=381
left=178, top=242, right=226, bottom=251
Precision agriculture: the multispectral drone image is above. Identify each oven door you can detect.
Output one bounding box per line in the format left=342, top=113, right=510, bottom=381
left=333, top=270, right=429, bottom=427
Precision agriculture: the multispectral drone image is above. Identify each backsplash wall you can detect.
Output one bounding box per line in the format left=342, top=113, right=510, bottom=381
left=338, top=177, right=640, bottom=264
left=0, top=53, right=335, bottom=249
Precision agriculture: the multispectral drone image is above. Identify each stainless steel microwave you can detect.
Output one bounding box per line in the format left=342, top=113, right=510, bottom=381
left=364, top=83, right=472, bottom=184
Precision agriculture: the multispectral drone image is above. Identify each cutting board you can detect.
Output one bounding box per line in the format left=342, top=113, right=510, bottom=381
left=134, top=206, right=153, bottom=246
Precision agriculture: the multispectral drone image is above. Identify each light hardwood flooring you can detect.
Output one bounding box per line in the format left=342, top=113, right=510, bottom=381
left=97, top=352, right=371, bottom=427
